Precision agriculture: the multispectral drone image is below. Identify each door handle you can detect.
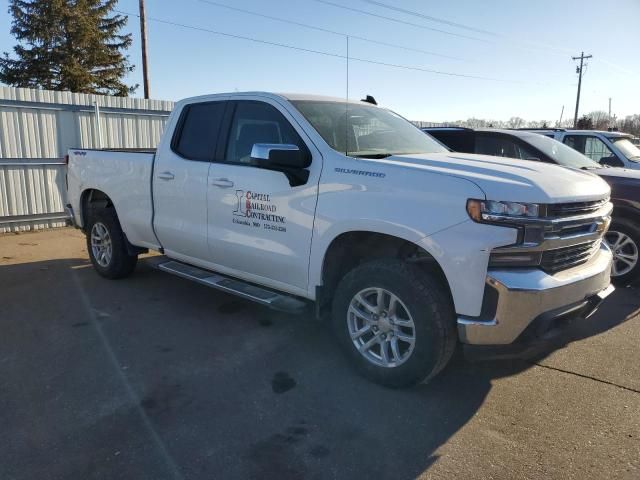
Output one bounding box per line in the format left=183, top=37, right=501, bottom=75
left=211, top=178, right=234, bottom=188
left=157, top=171, right=175, bottom=181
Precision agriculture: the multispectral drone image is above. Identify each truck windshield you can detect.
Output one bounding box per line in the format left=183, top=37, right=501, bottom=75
left=291, top=100, right=447, bottom=158
left=520, top=133, right=602, bottom=169
left=612, top=138, right=640, bottom=161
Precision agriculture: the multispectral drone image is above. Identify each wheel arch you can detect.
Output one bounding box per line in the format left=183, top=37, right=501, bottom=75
left=612, top=203, right=640, bottom=224
left=314, top=229, right=453, bottom=317
left=80, top=188, right=115, bottom=231
left=80, top=188, right=147, bottom=256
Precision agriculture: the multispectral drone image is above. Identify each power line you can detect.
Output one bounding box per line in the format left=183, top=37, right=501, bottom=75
left=313, top=0, right=603, bottom=66
left=362, top=0, right=498, bottom=36
left=312, top=0, right=491, bottom=43
left=116, top=9, right=526, bottom=83
left=317, top=0, right=634, bottom=83
left=194, top=0, right=463, bottom=61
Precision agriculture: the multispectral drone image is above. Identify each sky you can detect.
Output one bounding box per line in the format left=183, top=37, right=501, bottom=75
left=0, top=0, right=638, bottom=122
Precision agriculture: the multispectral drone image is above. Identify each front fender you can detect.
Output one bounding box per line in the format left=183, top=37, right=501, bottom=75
left=308, top=162, right=488, bottom=295
left=418, top=221, right=518, bottom=317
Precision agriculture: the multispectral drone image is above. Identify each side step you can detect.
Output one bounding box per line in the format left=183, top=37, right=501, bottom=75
left=147, top=257, right=308, bottom=314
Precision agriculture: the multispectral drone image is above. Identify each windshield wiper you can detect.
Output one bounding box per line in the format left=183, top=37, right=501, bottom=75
left=580, top=166, right=600, bottom=170
left=353, top=153, right=393, bottom=159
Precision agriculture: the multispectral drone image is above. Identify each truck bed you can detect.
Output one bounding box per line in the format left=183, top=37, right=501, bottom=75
left=66, top=149, right=159, bottom=250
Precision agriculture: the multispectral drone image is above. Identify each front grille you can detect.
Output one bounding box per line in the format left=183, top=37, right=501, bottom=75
left=546, top=199, right=608, bottom=218
left=540, top=240, right=600, bottom=273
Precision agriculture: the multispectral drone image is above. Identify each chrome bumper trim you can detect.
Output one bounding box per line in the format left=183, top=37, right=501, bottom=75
left=458, top=244, right=613, bottom=345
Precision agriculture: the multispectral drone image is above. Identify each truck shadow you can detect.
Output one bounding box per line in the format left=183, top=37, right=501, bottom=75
left=1, top=257, right=638, bottom=480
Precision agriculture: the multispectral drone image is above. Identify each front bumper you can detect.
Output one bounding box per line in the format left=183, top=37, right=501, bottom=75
left=457, top=244, right=614, bottom=346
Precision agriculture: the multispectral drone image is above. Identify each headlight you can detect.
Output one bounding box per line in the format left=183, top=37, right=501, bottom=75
left=467, top=199, right=540, bottom=223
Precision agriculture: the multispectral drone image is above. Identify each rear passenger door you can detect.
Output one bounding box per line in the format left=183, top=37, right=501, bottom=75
left=153, top=100, right=227, bottom=261
left=205, top=99, right=321, bottom=295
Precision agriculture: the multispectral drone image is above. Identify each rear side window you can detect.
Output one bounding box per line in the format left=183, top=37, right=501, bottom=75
left=476, top=134, right=538, bottom=160
left=173, top=102, right=226, bottom=161
left=428, top=131, right=475, bottom=153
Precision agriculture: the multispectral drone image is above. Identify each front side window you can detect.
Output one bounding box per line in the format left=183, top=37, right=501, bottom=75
left=225, top=101, right=306, bottom=164
left=291, top=100, right=447, bottom=158
left=564, top=135, right=615, bottom=163
left=173, top=101, right=226, bottom=161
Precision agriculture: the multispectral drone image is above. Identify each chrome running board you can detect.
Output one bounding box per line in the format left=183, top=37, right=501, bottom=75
left=148, top=257, right=308, bottom=314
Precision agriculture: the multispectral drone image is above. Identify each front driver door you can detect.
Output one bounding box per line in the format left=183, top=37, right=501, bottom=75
left=206, top=99, right=321, bottom=295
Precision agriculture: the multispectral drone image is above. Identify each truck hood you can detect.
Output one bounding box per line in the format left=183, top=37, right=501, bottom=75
left=378, top=152, right=611, bottom=204
left=592, top=166, right=640, bottom=180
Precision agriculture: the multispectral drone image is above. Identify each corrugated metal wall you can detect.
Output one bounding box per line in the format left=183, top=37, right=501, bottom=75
left=0, top=86, right=174, bottom=233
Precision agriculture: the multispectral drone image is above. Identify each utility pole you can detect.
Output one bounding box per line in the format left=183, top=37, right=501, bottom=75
left=139, top=0, right=150, bottom=99
left=558, top=105, right=564, bottom=127
left=572, top=51, right=592, bottom=128
left=608, top=97, right=612, bottom=123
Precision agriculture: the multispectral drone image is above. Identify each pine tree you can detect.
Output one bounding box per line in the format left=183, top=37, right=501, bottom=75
left=0, top=0, right=137, bottom=96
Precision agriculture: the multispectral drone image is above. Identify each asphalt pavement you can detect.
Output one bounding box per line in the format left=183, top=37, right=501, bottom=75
left=1, top=228, right=638, bottom=480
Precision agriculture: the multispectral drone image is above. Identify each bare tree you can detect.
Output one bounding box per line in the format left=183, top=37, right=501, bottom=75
left=506, top=117, right=525, bottom=128
left=619, top=115, right=640, bottom=136
left=588, top=111, right=610, bottom=130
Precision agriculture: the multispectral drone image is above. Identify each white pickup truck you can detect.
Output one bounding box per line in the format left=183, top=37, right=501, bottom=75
left=67, top=92, right=615, bottom=387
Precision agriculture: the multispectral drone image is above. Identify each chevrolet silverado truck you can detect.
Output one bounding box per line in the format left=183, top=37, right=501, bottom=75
left=66, top=92, right=614, bottom=387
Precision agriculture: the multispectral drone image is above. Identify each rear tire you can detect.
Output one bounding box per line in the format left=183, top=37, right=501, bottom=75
left=86, top=207, right=138, bottom=279
left=605, top=217, right=640, bottom=286
left=331, top=259, right=457, bottom=388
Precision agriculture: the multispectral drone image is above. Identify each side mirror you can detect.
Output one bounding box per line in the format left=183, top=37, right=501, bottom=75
left=600, top=155, right=624, bottom=168
left=250, top=143, right=311, bottom=169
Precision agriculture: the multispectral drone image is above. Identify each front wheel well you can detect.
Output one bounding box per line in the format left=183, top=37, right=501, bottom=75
left=612, top=205, right=640, bottom=225
left=319, top=231, right=451, bottom=314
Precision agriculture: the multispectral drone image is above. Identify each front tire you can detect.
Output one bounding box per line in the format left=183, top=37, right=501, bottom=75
left=605, top=217, right=640, bottom=285
left=331, top=259, right=457, bottom=388
left=86, top=208, right=138, bottom=279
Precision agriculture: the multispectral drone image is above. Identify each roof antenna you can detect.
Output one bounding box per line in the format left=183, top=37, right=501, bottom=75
left=362, top=95, right=377, bottom=105
left=345, top=35, right=349, bottom=156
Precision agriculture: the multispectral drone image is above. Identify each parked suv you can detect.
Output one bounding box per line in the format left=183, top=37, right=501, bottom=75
left=523, top=129, right=640, bottom=170
left=423, top=127, right=640, bottom=284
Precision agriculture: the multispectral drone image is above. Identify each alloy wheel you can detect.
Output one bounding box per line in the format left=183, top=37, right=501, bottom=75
left=605, top=230, right=638, bottom=277
left=347, top=287, right=416, bottom=368
left=91, top=222, right=113, bottom=268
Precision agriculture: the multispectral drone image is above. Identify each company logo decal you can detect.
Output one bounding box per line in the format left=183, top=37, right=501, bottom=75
left=233, top=190, right=286, bottom=232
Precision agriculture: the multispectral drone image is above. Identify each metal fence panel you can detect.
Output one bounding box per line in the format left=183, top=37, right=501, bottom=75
left=0, top=86, right=174, bottom=233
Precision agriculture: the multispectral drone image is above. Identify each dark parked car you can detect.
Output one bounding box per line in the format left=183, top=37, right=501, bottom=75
left=423, top=127, right=640, bottom=284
